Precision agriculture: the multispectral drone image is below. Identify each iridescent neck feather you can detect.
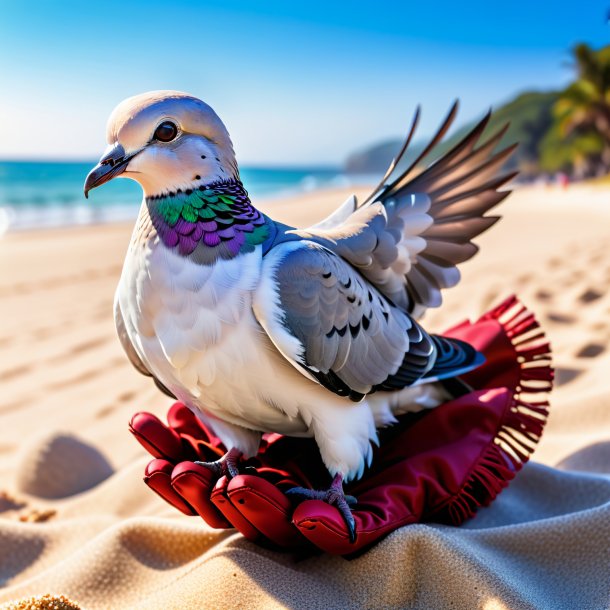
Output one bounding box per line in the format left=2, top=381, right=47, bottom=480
left=146, top=179, right=269, bottom=264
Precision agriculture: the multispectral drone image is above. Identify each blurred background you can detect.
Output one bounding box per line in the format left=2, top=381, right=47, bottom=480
left=1, top=1, right=609, bottom=231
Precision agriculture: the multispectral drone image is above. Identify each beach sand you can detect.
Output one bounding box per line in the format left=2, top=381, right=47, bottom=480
left=0, top=184, right=609, bottom=609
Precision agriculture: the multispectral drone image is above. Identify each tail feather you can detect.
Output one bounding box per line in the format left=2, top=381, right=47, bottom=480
left=373, top=333, right=484, bottom=394
left=423, top=335, right=485, bottom=382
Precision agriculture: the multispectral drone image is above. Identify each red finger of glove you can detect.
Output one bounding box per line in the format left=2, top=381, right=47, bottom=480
left=170, top=462, right=231, bottom=529
left=165, top=403, right=228, bottom=462
left=210, top=476, right=264, bottom=542
left=292, top=500, right=416, bottom=556
left=223, top=475, right=309, bottom=549
left=130, top=412, right=184, bottom=461
left=166, top=402, right=224, bottom=449
left=130, top=409, right=223, bottom=464
left=144, top=459, right=196, bottom=516
left=291, top=501, right=359, bottom=554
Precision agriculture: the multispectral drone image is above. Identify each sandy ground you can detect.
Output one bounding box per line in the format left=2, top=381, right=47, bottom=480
left=0, top=184, right=609, bottom=609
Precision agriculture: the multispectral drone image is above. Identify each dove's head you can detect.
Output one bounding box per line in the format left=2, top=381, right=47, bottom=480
left=84, top=91, right=237, bottom=198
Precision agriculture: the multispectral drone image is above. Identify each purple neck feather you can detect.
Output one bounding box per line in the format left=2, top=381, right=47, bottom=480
left=146, top=179, right=269, bottom=261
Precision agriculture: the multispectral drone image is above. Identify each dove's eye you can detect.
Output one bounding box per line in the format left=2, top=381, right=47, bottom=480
left=154, top=121, right=178, bottom=142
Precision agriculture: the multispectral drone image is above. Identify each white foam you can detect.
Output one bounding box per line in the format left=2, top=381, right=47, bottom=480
left=0, top=203, right=140, bottom=233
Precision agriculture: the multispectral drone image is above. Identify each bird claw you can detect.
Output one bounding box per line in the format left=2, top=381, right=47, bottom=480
left=286, top=473, right=357, bottom=543
left=194, top=447, right=241, bottom=479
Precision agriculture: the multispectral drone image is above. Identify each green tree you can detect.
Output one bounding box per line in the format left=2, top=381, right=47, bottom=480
left=552, top=44, right=610, bottom=176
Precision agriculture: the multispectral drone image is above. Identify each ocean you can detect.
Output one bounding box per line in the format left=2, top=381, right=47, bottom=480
left=0, top=161, right=353, bottom=233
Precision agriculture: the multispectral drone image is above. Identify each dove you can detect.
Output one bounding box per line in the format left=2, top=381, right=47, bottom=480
left=85, top=91, right=515, bottom=540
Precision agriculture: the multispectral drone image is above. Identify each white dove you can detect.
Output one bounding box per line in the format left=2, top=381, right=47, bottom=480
left=85, top=91, right=515, bottom=538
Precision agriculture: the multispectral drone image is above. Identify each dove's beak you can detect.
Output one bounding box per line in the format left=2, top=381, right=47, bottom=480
left=84, top=143, right=137, bottom=198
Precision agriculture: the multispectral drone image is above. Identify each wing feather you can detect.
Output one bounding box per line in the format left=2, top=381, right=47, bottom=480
left=294, top=102, right=516, bottom=318
left=253, top=241, right=436, bottom=401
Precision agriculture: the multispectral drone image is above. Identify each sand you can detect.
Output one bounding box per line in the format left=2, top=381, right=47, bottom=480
left=0, top=184, right=609, bottom=609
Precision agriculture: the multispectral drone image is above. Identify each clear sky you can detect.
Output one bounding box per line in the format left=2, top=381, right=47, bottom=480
left=1, top=1, right=608, bottom=165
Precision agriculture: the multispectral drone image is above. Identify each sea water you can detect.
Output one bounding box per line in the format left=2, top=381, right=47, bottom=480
left=0, top=161, right=350, bottom=233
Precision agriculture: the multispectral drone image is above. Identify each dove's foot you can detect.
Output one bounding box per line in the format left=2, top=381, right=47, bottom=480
left=286, top=473, right=357, bottom=543
left=195, top=447, right=242, bottom=479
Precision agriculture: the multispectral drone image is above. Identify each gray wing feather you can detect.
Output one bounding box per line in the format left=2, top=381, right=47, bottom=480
left=260, top=242, right=435, bottom=400
left=291, top=101, right=516, bottom=318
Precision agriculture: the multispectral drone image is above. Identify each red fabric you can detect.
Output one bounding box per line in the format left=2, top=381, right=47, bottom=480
left=129, top=296, right=553, bottom=555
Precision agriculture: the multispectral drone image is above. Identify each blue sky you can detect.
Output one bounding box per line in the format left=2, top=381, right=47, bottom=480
left=0, top=1, right=608, bottom=165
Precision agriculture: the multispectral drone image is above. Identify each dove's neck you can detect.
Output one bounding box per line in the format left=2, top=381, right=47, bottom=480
left=145, top=178, right=270, bottom=264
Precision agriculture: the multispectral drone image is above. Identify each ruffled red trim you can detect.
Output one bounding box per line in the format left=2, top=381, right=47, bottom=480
left=435, top=295, right=553, bottom=525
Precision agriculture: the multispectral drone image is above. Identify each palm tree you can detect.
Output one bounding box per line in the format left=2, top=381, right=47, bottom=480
left=553, top=44, right=610, bottom=175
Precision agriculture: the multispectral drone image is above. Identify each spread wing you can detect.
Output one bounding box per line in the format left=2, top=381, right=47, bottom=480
left=253, top=240, right=437, bottom=401
left=294, top=102, right=516, bottom=318
left=114, top=296, right=176, bottom=399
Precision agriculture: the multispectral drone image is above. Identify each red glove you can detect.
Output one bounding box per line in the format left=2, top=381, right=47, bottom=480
left=129, top=296, right=553, bottom=555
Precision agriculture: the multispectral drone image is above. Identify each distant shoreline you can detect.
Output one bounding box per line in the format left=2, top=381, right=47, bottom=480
left=0, top=161, right=376, bottom=234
